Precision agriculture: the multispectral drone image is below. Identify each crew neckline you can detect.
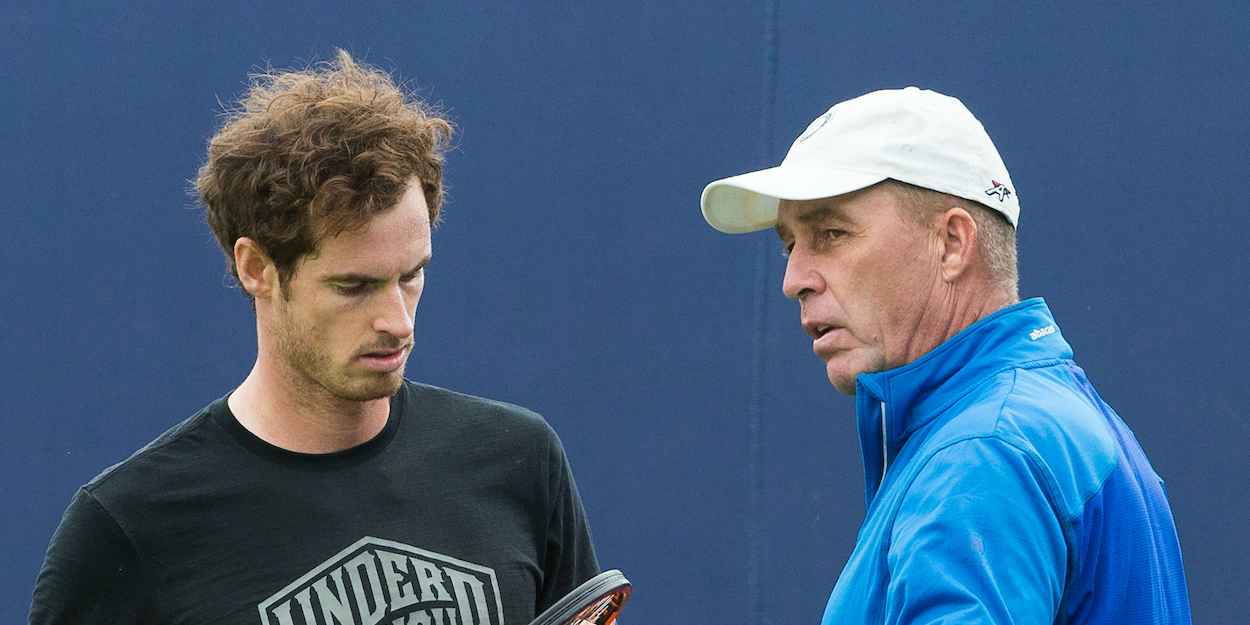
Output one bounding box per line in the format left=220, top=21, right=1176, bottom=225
left=211, top=383, right=406, bottom=471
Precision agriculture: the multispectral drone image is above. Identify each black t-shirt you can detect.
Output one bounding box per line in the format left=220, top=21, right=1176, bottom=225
left=30, top=380, right=599, bottom=625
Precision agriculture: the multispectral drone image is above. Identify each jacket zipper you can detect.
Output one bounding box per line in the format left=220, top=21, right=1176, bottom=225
left=879, top=400, right=888, bottom=488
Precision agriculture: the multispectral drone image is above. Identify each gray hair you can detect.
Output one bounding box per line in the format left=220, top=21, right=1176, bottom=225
left=880, top=179, right=1019, bottom=301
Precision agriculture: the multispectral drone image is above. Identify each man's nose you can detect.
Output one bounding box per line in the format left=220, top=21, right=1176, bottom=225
left=781, top=249, right=824, bottom=301
left=373, top=284, right=415, bottom=338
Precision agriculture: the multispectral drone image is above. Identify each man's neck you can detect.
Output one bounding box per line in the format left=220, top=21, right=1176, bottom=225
left=227, top=355, right=391, bottom=455
left=903, top=281, right=1017, bottom=367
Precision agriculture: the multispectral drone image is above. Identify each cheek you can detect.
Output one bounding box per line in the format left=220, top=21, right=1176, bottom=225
left=297, top=300, right=360, bottom=350
left=844, top=255, right=898, bottom=320
left=849, top=242, right=932, bottom=336
left=874, top=240, right=939, bottom=351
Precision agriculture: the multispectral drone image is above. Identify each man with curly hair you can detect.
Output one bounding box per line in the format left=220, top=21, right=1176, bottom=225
left=31, top=51, right=599, bottom=625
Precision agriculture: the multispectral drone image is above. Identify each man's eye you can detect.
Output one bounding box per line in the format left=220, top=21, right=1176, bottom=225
left=822, top=229, right=847, bottom=241
left=334, top=283, right=368, bottom=296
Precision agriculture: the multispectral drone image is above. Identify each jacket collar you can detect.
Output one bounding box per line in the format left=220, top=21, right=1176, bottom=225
left=853, top=298, right=1073, bottom=506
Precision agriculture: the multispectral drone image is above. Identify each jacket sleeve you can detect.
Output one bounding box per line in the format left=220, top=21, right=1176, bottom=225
left=885, top=438, right=1067, bottom=625
left=534, top=431, right=600, bottom=614
left=29, top=488, right=157, bottom=624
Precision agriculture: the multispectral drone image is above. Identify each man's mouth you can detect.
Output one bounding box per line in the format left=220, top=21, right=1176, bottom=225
left=803, top=319, right=842, bottom=340
left=804, top=319, right=850, bottom=360
left=359, top=345, right=411, bottom=372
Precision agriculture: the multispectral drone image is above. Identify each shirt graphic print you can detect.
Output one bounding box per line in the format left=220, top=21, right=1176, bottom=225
left=258, top=537, right=505, bottom=625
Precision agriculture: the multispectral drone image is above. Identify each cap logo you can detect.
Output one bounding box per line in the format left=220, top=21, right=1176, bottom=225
left=798, top=112, right=832, bottom=142
left=984, top=180, right=1012, bottom=202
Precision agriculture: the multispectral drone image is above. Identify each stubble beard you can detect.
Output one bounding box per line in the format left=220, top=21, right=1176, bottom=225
left=274, top=311, right=404, bottom=404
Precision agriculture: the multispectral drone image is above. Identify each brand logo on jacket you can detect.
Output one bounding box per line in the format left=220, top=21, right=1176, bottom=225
left=258, top=537, right=504, bottom=625
left=1029, top=324, right=1056, bottom=341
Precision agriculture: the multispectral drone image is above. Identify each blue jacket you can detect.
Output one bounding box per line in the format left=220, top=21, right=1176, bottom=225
left=820, top=299, right=1191, bottom=624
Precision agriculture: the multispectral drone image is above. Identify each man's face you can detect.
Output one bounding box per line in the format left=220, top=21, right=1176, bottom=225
left=269, top=182, right=432, bottom=403
left=776, top=184, right=940, bottom=394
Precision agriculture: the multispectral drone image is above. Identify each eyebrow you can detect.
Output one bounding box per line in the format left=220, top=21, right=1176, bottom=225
left=776, top=204, right=843, bottom=240
left=795, top=205, right=841, bottom=224
left=322, top=256, right=431, bottom=284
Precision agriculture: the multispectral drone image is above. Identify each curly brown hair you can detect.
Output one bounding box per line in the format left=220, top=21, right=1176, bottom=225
left=195, top=49, right=452, bottom=296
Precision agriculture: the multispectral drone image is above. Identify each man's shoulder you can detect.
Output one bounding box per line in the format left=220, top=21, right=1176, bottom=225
left=994, top=360, right=1117, bottom=454
left=928, top=359, right=1110, bottom=441
left=399, top=380, right=559, bottom=442
left=394, top=381, right=574, bottom=487
left=84, top=396, right=232, bottom=501
left=924, top=360, right=1119, bottom=517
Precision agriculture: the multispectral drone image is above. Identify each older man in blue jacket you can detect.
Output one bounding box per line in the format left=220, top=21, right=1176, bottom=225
left=700, top=87, right=1191, bottom=624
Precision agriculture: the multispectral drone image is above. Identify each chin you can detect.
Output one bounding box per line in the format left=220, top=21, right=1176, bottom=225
left=825, top=360, right=865, bottom=396
left=825, top=350, right=889, bottom=396
left=828, top=376, right=858, bottom=396
left=329, top=372, right=405, bottom=402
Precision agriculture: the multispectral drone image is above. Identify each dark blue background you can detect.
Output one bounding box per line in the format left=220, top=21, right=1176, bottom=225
left=2, top=1, right=1246, bottom=623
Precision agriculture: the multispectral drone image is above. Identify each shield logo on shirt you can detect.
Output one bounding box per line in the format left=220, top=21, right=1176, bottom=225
left=258, top=537, right=504, bottom=625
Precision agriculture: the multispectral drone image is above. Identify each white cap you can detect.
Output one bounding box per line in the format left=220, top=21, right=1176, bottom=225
left=700, top=87, right=1019, bottom=233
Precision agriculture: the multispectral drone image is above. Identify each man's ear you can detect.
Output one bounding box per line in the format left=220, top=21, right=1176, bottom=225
left=937, top=207, right=978, bottom=283
left=234, top=237, right=279, bottom=301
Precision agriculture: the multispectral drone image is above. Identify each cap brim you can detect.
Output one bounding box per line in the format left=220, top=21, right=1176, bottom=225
left=700, top=164, right=887, bottom=233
